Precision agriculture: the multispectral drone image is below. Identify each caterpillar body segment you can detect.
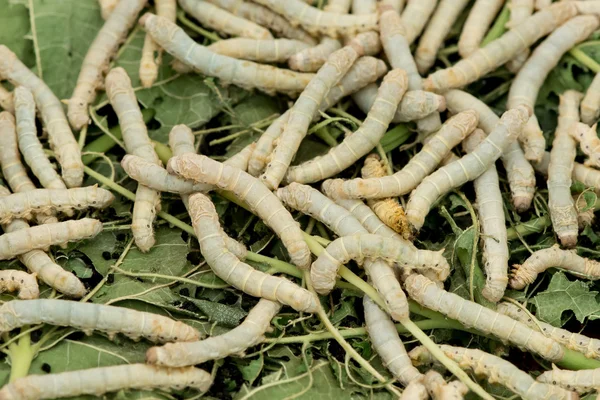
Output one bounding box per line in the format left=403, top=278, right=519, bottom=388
left=506, top=0, right=534, bottom=72
left=0, top=364, right=213, bottom=400
left=345, top=31, right=381, bottom=56
left=288, top=38, right=342, bottom=72
left=538, top=365, right=600, bottom=394
left=325, top=0, right=352, bottom=13
left=67, top=0, right=147, bottom=130
left=458, top=0, right=504, bottom=58
left=399, top=0, right=438, bottom=45
left=581, top=72, right=600, bottom=125
left=0, top=46, right=83, bottom=188
left=399, top=379, right=429, bottom=400
left=0, top=112, right=37, bottom=194
left=140, top=0, right=176, bottom=88
left=569, top=122, right=600, bottom=168
left=422, top=370, right=469, bottom=400
left=535, top=151, right=600, bottom=195
left=380, top=0, right=404, bottom=13
left=208, top=38, right=312, bottom=62
left=98, top=0, right=119, bottom=19
left=248, top=111, right=289, bottom=177
left=352, top=0, right=376, bottom=14
left=0, top=84, right=14, bottom=112
left=147, top=299, right=281, bottom=366
left=0, top=270, right=39, bottom=299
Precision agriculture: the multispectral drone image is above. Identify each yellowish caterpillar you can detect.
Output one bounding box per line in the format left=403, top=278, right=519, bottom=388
left=98, top=0, right=119, bottom=19
left=505, top=0, right=534, bottom=73
left=324, top=0, right=352, bottom=13
left=508, top=16, right=599, bottom=162
left=535, top=0, right=551, bottom=10
left=458, top=0, right=504, bottom=58
left=0, top=112, right=37, bottom=194
left=403, top=273, right=565, bottom=362
left=288, top=38, right=343, bottom=72
left=423, top=2, right=579, bottom=93
left=462, top=129, right=509, bottom=303
left=0, top=364, right=213, bottom=400
left=572, top=1, right=600, bottom=15
left=569, top=122, right=600, bottom=168
left=189, top=192, right=318, bottom=312
left=399, top=379, right=429, bottom=400
left=0, top=46, right=84, bottom=188
left=399, top=0, right=438, bottom=45
left=147, top=299, right=281, bottom=367
left=352, top=0, right=376, bottom=14
left=140, top=13, right=315, bottom=95
left=0, top=84, right=13, bottom=112
left=67, top=0, right=147, bottom=130
left=538, top=365, right=600, bottom=395
left=581, top=73, right=600, bottom=125
left=444, top=89, right=536, bottom=212
left=139, top=0, right=176, bottom=88
left=167, top=154, right=311, bottom=269
left=0, top=270, right=39, bottom=299
left=321, top=110, right=479, bottom=199
left=284, top=68, right=408, bottom=184
left=208, top=38, right=312, bottom=62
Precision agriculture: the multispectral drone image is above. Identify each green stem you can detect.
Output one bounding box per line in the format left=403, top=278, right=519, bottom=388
left=8, top=330, right=33, bottom=382
left=481, top=5, right=510, bottom=47
left=314, top=126, right=338, bottom=147
left=570, top=47, right=600, bottom=73
left=177, top=11, right=221, bottom=42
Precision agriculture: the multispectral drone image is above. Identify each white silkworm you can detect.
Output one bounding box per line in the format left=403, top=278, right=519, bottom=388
left=352, top=0, right=376, bottom=14
left=444, top=89, right=536, bottom=212
left=208, top=38, right=311, bottom=62
left=538, top=365, right=600, bottom=394
left=399, top=0, right=438, bottom=45
left=284, top=68, right=408, bottom=184
left=0, top=364, right=213, bottom=400
left=572, top=1, right=600, bottom=15
left=67, top=0, right=147, bottom=130
left=380, top=0, right=405, bottom=13
left=0, top=270, right=39, bottom=299
left=506, top=0, right=534, bottom=73
left=415, top=0, right=471, bottom=74
left=511, top=244, right=600, bottom=289
left=248, top=111, right=289, bottom=177
left=147, top=299, right=281, bottom=366
left=423, top=2, right=579, bottom=93
left=570, top=122, right=600, bottom=168
left=508, top=16, right=599, bottom=162
left=535, top=151, right=600, bottom=195
left=535, top=0, right=551, bottom=10
left=189, top=193, right=317, bottom=312
left=167, top=154, right=311, bottom=269
left=422, top=370, right=469, bottom=400
left=98, top=0, right=119, bottom=19
left=410, top=345, right=578, bottom=400
left=458, top=0, right=505, bottom=58
left=462, top=129, right=509, bottom=303
left=0, top=46, right=83, bottom=188
left=399, top=379, right=429, bottom=400
left=251, top=0, right=379, bottom=38
left=581, top=73, right=600, bottom=125
left=0, top=84, right=13, bottom=112
left=0, top=112, right=37, bottom=194
left=139, top=0, right=176, bottom=88
left=403, top=273, right=565, bottom=362
left=321, top=110, right=479, bottom=199
left=0, top=219, right=103, bottom=261
left=140, top=13, right=315, bottom=95
left=325, top=0, right=352, bottom=13
left=13, top=87, right=66, bottom=190
left=288, top=38, right=342, bottom=72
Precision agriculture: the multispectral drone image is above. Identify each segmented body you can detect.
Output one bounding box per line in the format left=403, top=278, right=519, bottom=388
left=458, top=0, right=504, bottom=58
left=569, top=122, right=600, bottom=168
left=538, top=366, right=600, bottom=394
left=0, top=270, right=38, bottom=299
left=139, top=0, right=176, bottom=88
left=581, top=72, right=600, bottom=125
left=208, top=38, right=311, bottom=62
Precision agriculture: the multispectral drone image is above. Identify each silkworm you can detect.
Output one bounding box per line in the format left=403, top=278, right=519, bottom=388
left=67, top=0, right=147, bottom=130
left=422, top=370, right=469, bottom=400
left=570, top=122, right=600, bottom=168
left=207, top=38, right=311, bottom=62
left=260, top=45, right=361, bottom=190
left=462, top=129, right=509, bottom=303
left=321, top=110, right=479, bottom=199
left=444, top=89, right=536, bottom=212
left=458, top=0, right=505, bottom=58
left=0, top=112, right=37, bottom=194
left=139, top=0, right=176, bottom=88
left=535, top=151, right=600, bottom=195
left=0, top=364, right=213, bottom=400
left=399, top=379, right=428, bottom=400
left=288, top=38, right=342, bottom=72
left=410, top=345, right=578, bottom=400
left=98, top=0, right=119, bottom=19
left=423, top=2, right=579, bottom=93
left=324, top=0, right=351, bottom=13
left=505, top=0, right=534, bottom=73
left=0, top=270, right=38, bottom=299
left=352, top=0, right=376, bottom=14
left=284, top=68, right=408, bottom=184
left=248, top=111, right=290, bottom=177
left=380, top=0, right=405, bottom=13
left=508, top=16, right=599, bottom=162
left=167, top=154, right=311, bottom=269
left=140, top=13, right=315, bottom=96
left=250, top=0, right=378, bottom=38
left=0, top=46, right=83, bottom=188
left=498, top=302, right=600, bottom=361
left=189, top=193, right=317, bottom=312
left=13, top=87, right=66, bottom=190
left=535, top=0, right=551, bottom=10
left=538, top=365, right=600, bottom=394
left=415, top=0, right=471, bottom=74
left=399, top=0, right=438, bottom=45
left=403, top=273, right=565, bottom=362
left=0, top=84, right=13, bottom=112
left=573, top=1, right=600, bottom=15
left=147, top=299, right=281, bottom=366
left=581, top=73, right=600, bottom=125
left=574, top=193, right=596, bottom=229
left=0, top=219, right=103, bottom=261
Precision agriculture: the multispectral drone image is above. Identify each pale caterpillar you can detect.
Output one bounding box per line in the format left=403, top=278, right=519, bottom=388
left=458, top=0, right=505, bottom=58
left=139, top=0, right=176, bottom=88
left=179, top=0, right=273, bottom=40
left=569, top=122, right=600, bottom=168
left=0, top=270, right=39, bottom=299
left=510, top=244, right=600, bottom=289
left=575, top=193, right=596, bottom=228
left=0, top=112, right=38, bottom=194
left=208, top=38, right=312, bottom=62
left=0, top=364, right=213, bottom=400
left=259, top=44, right=362, bottom=190
left=508, top=16, right=599, bottom=162
left=0, top=84, right=13, bottom=112
left=538, top=365, right=600, bottom=394
left=497, top=302, right=600, bottom=361
left=67, top=0, right=147, bottom=130
left=352, top=84, right=447, bottom=123
left=505, top=0, right=534, bottom=73
left=0, top=219, right=103, bottom=261
left=250, top=0, right=379, bottom=38
left=352, top=0, right=376, bottom=14
left=189, top=193, right=318, bottom=312
left=284, top=68, right=408, bottom=184
left=535, top=0, right=551, bottom=10
left=414, top=0, right=471, bottom=74
left=321, top=110, right=479, bottom=199
left=409, top=345, right=578, bottom=400
left=462, top=129, right=509, bottom=303
left=581, top=73, right=600, bottom=125
left=343, top=31, right=381, bottom=57
left=548, top=90, right=583, bottom=248
left=403, top=273, right=565, bottom=362
left=105, top=67, right=161, bottom=252
left=444, top=89, right=536, bottom=212
left=324, top=0, right=352, bottom=14
left=422, top=370, right=469, bottom=400
left=147, top=299, right=281, bottom=366
left=98, top=0, right=119, bottom=19
left=167, top=154, right=311, bottom=269
left=380, top=0, right=405, bottom=13
left=423, top=2, right=579, bottom=93
left=399, top=0, right=438, bottom=45
left=399, top=379, right=428, bottom=400
left=572, top=1, right=600, bottom=15
left=140, top=13, right=316, bottom=96
left=248, top=111, right=289, bottom=177
left=535, top=151, right=600, bottom=195
left=288, top=38, right=343, bottom=72
left=0, top=46, right=84, bottom=188
left=13, top=87, right=66, bottom=190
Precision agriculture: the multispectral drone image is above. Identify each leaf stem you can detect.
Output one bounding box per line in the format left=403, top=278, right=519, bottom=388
left=7, top=328, right=33, bottom=382
left=570, top=47, right=600, bottom=73
left=481, top=5, right=510, bottom=47
left=177, top=10, right=221, bottom=42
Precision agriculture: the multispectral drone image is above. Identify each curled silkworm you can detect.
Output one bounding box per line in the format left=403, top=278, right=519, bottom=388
left=189, top=193, right=317, bottom=312
left=422, top=370, right=469, bottom=400
left=0, top=364, right=213, bottom=400
left=167, top=154, right=311, bottom=269
left=458, top=0, right=504, bottom=58
left=0, top=112, right=37, bottom=194
left=510, top=244, right=600, bottom=289
left=147, top=299, right=281, bottom=366
left=538, top=365, right=600, bottom=394
left=140, top=13, right=315, bottom=96
left=0, top=84, right=13, bottom=112
left=403, top=273, right=565, bottom=362
left=67, top=0, right=147, bottom=130
left=248, top=111, right=289, bottom=177
left=322, top=110, right=479, bottom=199
left=399, top=0, right=438, bottom=45
left=140, top=0, right=176, bottom=88
left=0, top=270, right=39, bottom=299
left=570, top=122, right=600, bottom=168
left=506, top=0, right=534, bottom=73
left=208, top=38, right=312, bottom=62
left=0, top=46, right=83, bottom=188
left=288, top=38, right=342, bottom=72
left=582, top=73, right=600, bottom=125
left=98, top=0, right=119, bottom=19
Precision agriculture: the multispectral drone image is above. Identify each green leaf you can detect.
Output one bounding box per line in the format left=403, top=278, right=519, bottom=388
left=75, top=231, right=119, bottom=276
left=1, top=0, right=33, bottom=67
left=582, top=225, right=600, bottom=244
left=180, top=296, right=248, bottom=328
left=237, top=355, right=264, bottom=386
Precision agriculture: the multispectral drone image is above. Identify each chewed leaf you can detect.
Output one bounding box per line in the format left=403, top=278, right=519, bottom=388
left=181, top=296, right=248, bottom=328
